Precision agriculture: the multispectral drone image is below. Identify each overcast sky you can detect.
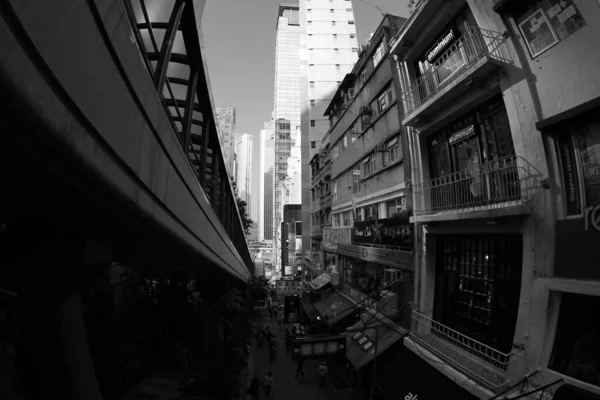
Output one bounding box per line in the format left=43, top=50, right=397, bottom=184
left=202, top=0, right=410, bottom=220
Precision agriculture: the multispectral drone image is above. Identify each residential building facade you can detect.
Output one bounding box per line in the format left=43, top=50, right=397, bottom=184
left=308, top=132, right=332, bottom=273
left=281, top=204, right=302, bottom=275
left=216, top=107, right=237, bottom=177
left=300, top=0, right=360, bottom=258
left=390, top=0, right=600, bottom=399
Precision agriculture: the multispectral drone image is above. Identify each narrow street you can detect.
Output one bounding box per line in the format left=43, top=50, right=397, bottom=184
left=250, top=318, right=338, bottom=400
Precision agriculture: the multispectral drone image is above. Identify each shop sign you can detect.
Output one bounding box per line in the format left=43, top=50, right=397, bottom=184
left=353, top=219, right=414, bottom=247
left=323, top=227, right=352, bottom=245
left=448, top=124, right=475, bottom=145
left=350, top=331, right=375, bottom=352
left=426, top=28, right=456, bottom=63
left=291, top=335, right=346, bottom=360
left=276, top=279, right=298, bottom=296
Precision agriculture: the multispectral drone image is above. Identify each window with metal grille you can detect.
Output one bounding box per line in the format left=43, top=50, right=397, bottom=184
left=435, top=234, right=523, bottom=353
left=383, top=136, right=400, bottom=165
left=352, top=164, right=361, bottom=193
left=363, top=155, right=376, bottom=176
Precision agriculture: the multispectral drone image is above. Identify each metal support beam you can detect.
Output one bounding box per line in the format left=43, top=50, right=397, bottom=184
left=211, top=150, right=220, bottom=207
left=182, top=68, right=199, bottom=154
left=200, top=117, right=210, bottom=189
left=153, top=0, right=186, bottom=92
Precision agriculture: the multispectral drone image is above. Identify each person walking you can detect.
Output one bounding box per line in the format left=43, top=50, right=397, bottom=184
left=318, top=361, right=328, bottom=387
left=284, top=329, right=291, bottom=354
left=262, top=372, right=274, bottom=398
left=294, top=355, right=305, bottom=378
left=247, top=376, right=260, bottom=400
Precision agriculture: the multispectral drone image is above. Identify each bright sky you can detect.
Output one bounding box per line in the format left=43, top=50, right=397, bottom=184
left=202, top=0, right=409, bottom=220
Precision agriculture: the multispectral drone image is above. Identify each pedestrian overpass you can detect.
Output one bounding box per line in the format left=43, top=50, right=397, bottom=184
left=0, top=0, right=252, bottom=282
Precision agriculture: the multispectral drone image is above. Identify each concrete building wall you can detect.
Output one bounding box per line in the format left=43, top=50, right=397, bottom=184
left=390, top=0, right=600, bottom=398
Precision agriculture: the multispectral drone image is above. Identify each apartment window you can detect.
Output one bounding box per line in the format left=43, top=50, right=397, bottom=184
left=363, top=155, right=376, bottom=175
left=333, top=34, right=337, bottom=39
left=352, top=164, right=361, bottom=193
left=359, top=68, right=367, bottom=86
left=333, top=181, right=338, bottom=201
left=310, top=100, right=315, bottom=106
left=311, top=141, right=316, bottom=149
left=364, top=204, right=378, bottom=220
left=350, top=34, right=356, bottom=39
left=386, top=198, right=405, bottom=218
left=384, top=136, right=401, bottom=165
left=330, top=9, right=334, bottom=13
left=332, top=21, right=336, bottom=25
left=307, top=8, right=311, bottom=12
left=310, top=120, right=316, bottom=127
left=331, top=144, right=340, bottom=160
left=512, top=0, right=585, bottom=59
left=335, top=64, right=340, bottom=70
left=376, top=85, right=395, bottom=113
left=435, top=235, right=523, bottom=352
left=549, top=292, right=600, bottom=387
left=348, top=20, right=355, bottom=24
left=337, top=81, right=341, bottom=84
left=308, top=34, right=313, bottom=37
left=352, top=48, right=359, bottom=52
left=372, top=40, right=386, bottom=68
left=346, top=8, right=352, bottom=12
left=554, top=112, right=600, bottom=216
left=349, top=120, right=360, bottom=142
left=343, top=211, right=351, bottom=226
left=334, top=48, right=339, bottom=53
left=308, top=21, right=312, bottom=25
left=310, top=81, right=315, bottom=88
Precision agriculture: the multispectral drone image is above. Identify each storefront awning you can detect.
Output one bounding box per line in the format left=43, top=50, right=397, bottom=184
left=313, top=292, right=357, bottom=325
left=308, top=273, right=331, bottom=291
left=300, top=297, right=320, bottom=322
left=345, top=317, right=403, bottom=370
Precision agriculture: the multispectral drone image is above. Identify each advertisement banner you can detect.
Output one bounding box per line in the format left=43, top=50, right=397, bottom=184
left=353, top=218, right=414, bottom=247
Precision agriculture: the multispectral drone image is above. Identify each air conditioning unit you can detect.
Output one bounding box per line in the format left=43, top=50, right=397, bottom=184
left=347, top=88, right=356, bottom=99
left=384, top=268, right=399, bottom=286
left=360, top=106, right=372, bottom=115
left=373, top=143, right=387, bottom=153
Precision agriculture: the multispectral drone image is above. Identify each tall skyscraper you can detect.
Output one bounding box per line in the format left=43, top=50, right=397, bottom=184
left=235, top=133, right=253, bottom=212
left=258, top=122, right=275, bottom=241
left=273, top=4, right=301, bottom=268
left=299, top=0, right=359, bottom=256
left=216, top=107, right=237, bottom=178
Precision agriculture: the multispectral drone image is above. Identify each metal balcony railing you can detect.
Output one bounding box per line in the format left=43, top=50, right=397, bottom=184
left=312, top=226, right=323, bottom=236
left=122, top=0, right=253, bottom=273
left=413, top=155, right=540, bottom=217
left=410, top=310, right=510, bottom=390
left=401, top=27, right=511, bottom=116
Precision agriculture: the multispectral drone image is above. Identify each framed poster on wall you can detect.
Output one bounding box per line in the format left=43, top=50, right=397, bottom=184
left=518, top=8, right=559, bottom=58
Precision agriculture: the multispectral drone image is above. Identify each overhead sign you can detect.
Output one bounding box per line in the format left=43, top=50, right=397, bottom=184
left=353, top=219, right=414, bottom=247
left=426, top=28, right=456, bottom=64
left=448, top=124, right=475, bottom=145
left=291, top=335, right=347, bottom=360
left=276, top=279, right=298, bottom=296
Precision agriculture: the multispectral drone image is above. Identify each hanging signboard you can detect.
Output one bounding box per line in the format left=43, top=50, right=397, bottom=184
left=353, top=219, right=414, bottom=247
left=426, top=28, right=456, bottom=63
left=276, top=279, right=298, bottom=296
left=291, top=335, right=347, bottom=360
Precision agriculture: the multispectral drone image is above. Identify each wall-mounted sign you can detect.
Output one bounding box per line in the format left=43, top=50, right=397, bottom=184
left=351, top=331, right=375, bottom=353
left=426, top=28, right=456, bottom=64
left=448, top=125, right=476, bottom=145
left=276, top=279, right=298, bottom=296
left=291, top=335, right=346, bottom=360
left=353, top=219, right=414, bottom=247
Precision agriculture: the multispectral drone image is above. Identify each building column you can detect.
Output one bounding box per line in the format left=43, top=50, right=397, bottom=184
left=17, top=239, right=102, bottom=400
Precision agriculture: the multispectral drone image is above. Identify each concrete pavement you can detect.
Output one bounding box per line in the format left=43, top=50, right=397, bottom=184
left=249, top=318, right=339, bottom=400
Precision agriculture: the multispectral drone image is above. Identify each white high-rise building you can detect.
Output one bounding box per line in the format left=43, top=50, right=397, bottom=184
left=258, top=122, right=275, bottom=241
left=299, top=0, right=359, bottom=256
left=235, top=133, right=253, bottom=212
left=215, top=107, right=237, bottom=178
left=273, top=4, right=301, bottom=270
left=287, top=125, right=302, bottom=205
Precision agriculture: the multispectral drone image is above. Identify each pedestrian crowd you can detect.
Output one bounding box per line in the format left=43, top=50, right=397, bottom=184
left=246, top=301, right=330, bottom=399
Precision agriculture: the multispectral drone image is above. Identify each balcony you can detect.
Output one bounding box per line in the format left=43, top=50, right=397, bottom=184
left=412, top=155, right=540, bottom=223
left=311, top=225, right=323, bottom=239
left=401, top=27, right=511, bottom=127
left=410, top=310, right=510, bottom=391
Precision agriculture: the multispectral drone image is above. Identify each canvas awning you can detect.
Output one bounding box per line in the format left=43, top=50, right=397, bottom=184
left=308, top=273, right=331, bottom=291
left=313, top=292, right=357, bottom=325
left=345, top=317, right=403, bottom=371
